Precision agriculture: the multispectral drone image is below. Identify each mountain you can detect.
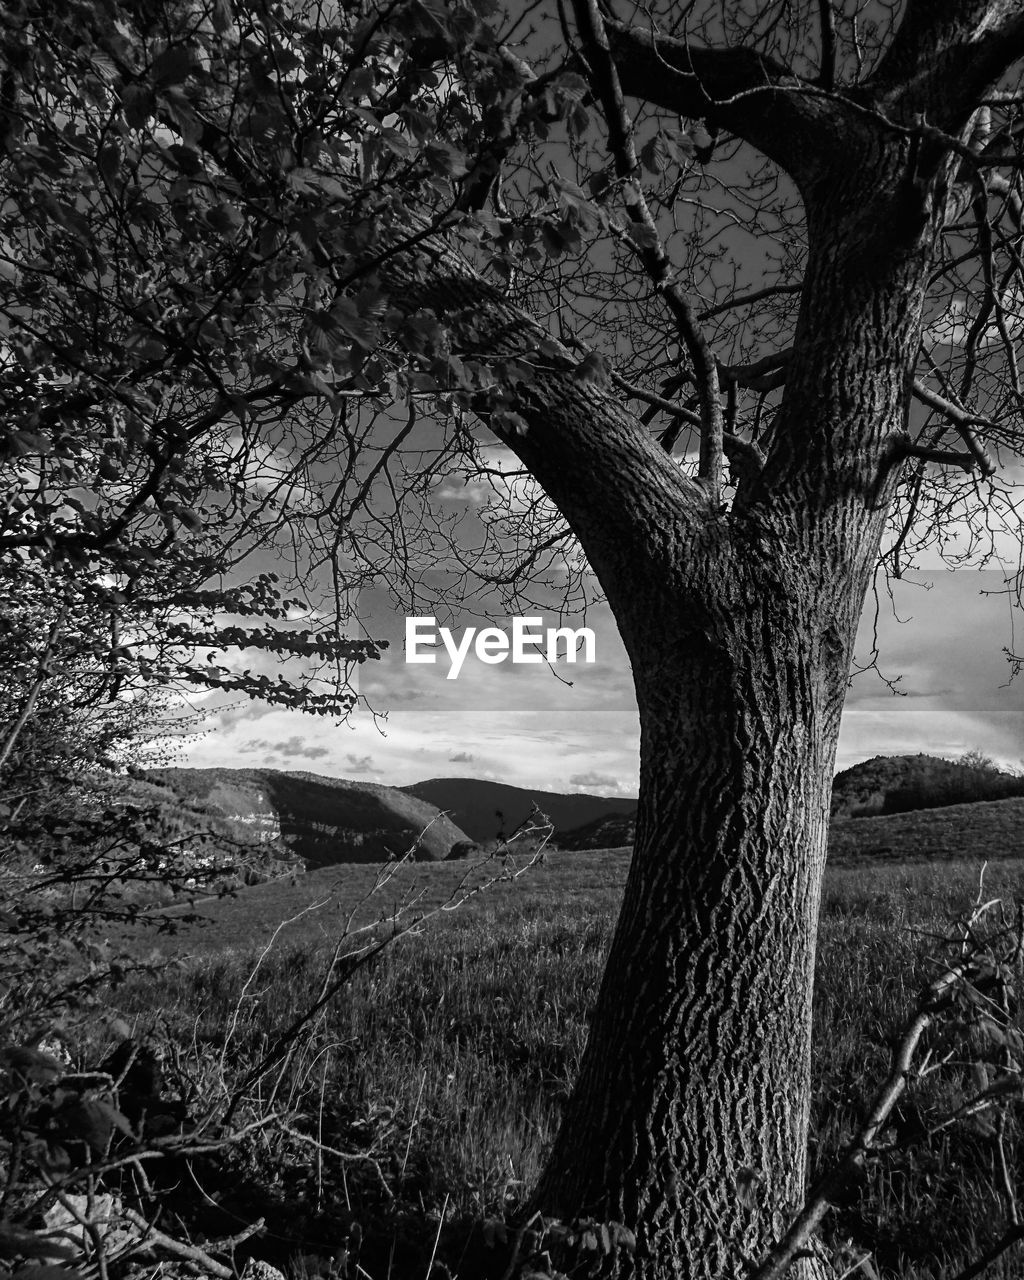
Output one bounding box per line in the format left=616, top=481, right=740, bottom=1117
left=145, top=768, right=472, bottom=866
left=557, top=809, right=637, bottom=851
left=399, top=778, right=638, bottom=844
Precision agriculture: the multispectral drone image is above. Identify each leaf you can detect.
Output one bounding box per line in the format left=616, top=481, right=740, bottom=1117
left=331, top=297, right=379, bottom=351
left=691, top=121, right=713, bottom=152
left=0, top=1045, right=63, bottom=1084
left=97, top=143, right=122, bottom=184
left=170, top=506, right=204, bottom=533
left=492, top=408, right=528, bottom=438
left=640, top=134, right=671, bottom=175
left=151, top=46, right=194, bottom=87
left=425, top=140, right=467, bottom=178
left=55, top=1099, right=134, bottom=1151
left=481, top=1219, right=507, bottom=1248
left=121, top=85, right=156, bottom=129
left=7, top=431, right=51, bottom=456
left=211, top=0, right=235, bottom=33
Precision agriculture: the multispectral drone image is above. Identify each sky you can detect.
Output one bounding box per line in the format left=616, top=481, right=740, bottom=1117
left=178, top=566, right=1024, bottom=796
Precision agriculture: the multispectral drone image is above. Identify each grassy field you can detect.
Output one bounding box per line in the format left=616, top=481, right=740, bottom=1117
left=97, top=801, right=1024, bottom=1280
left=129, top=794, right=1024, bottom=958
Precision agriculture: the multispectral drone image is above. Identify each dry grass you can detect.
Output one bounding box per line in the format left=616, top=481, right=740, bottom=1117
left=101, top=806, right=1024, bottom=1279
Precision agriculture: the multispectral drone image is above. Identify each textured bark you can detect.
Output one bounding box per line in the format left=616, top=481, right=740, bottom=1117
left=529, top=540, right=851, bottom=1277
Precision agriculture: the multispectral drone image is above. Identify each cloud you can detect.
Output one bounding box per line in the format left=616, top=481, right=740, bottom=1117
left=923, top=290, right=1024, bottom=351
left=240, top=735, right=330, bottom=760
left=569, top=771, right=631, bottom=794
left=344, top=753, right=380, bottom=775
left=448, top=750, right=474, bottom=762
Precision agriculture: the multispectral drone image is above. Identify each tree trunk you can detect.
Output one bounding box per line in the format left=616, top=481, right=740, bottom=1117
left=528, top=531, right=861, bottom=1277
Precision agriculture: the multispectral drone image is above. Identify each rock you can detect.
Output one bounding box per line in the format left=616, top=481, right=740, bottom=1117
left=44, top=1193, right=138, bottom=1258
left=241, top=1259, right=287, bottom=1280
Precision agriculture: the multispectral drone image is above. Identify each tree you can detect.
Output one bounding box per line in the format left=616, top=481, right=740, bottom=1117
left=3, top=1, right=1024, bottom=1276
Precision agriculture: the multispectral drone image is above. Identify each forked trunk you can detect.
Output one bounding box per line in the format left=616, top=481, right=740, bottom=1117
left=521, top=126, right=945, bottom=1280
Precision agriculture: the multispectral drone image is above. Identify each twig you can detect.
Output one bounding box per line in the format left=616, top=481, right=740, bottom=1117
left=120, top=1208, right=234, bottom=1278
left=281, top=1126, right=394, bottom=1199
left=947, top=1222, right=1024, bottom=1280
left=816, top=0, right=836, bottom=92
left=499, top=1210, right=542, bottom=1280
left=424, top=1192, right=449, bottom=1280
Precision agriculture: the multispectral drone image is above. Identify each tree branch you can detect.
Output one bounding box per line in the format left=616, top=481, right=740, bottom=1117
left=572, top=0, right=725, bottom=500
left=816, top=0, right=837, bottom=92
left=911, top=379, right=997, bottom=474
left=698, top=282, right=803, bottom=321
left=868, top=1, right=1024, bottom=130
left=605, top=19, right=842, bottom=184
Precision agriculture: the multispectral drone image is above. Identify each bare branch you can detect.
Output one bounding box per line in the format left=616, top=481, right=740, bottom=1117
left=816, top=0, right=837, bottom=92
left=911, top=379, right=997, bottom=474
left=698, top=283, right=803, bottom=321
left=572, top=0, right=725, bottom=499
left=610, top=371, right=701, bottom=428
left=718, top=351, right=791, bottom=393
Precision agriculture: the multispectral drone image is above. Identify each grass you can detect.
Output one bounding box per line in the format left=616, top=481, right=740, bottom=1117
left=88, top=809, right=1024, bottom=1280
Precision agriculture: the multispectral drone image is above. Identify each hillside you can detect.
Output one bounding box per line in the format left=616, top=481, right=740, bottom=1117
left=830, top=752, right=1024, bottom=818
left=399, top=777, right=637, bottom=843
left=554, top=753, right=1024, bottom=849
left=558, top=809, right=637, bottom=851
left=145, top=768, right=471, bottom=866
left=128, top=793, right=1024, bottom=957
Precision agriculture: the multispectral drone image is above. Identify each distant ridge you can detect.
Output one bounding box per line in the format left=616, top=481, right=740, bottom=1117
left=146, top=767, right=471, bottom=866
left=399, top=777, right=637, bottom=844
left=555, top=753, right=1024, bottom=850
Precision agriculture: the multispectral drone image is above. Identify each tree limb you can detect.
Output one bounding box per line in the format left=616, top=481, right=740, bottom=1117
left=572, top=0, right=725, bottom=499
left=911, top=379, right=997, bottom=474
left=698, top=282, right=803, bottom=321
left=867, top=1, right=1024, bottom=130
left=605, top=19, right=843, bottom=184
left=816, top=0, right=837, bottom=92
